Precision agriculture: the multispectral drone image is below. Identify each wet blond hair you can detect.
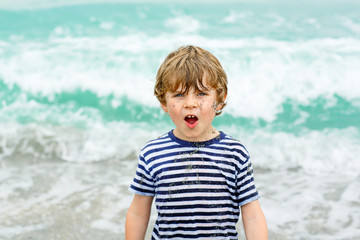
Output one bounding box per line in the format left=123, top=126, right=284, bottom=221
left=154, top=45, right=227, bottom=116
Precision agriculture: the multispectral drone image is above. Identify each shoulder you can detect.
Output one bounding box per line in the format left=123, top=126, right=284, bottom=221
left=139, top=131, right=178, bottom=157
left=216, top=132, right=250, bottom=163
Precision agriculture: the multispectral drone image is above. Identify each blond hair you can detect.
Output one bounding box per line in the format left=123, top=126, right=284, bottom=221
left=154, top=45, right=227, bottom=115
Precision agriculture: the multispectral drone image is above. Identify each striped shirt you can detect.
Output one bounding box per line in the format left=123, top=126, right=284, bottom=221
left=129, top=130, right=259, bottom=239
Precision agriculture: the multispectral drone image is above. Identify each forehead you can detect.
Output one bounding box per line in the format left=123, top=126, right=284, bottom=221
left=166, top=73, right=216, bottom=93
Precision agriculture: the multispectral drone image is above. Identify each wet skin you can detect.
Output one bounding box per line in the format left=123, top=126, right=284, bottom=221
left=161, top=86, right=223, bottom=142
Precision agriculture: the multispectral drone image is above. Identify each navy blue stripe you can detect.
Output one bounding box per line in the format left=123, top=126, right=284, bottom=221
left=198, top=145, right=249, bottom=160
left=134, top=168, right=153, bottom=182
left=149, top=150, right=246, bottom=168
left=130, top=185, right=154, bottom=195
left=237, top=169, right=254, bottom=182
left=152, top=159, right=236, bottom=176
left=158, top=218, right=238, bottom=225
left=157, top=180, right=235, bottom=190
left=157, top=232, right=238, bottom=239
left=152, top=227, right=159, bottom=239
left=238, top=191, right=259, bottom=204
left=159, top=225, right=236, bottom=233
left=134, top=162, right=147, bottom=173
left=168, top=130, right=226, bottom=148
left=157, top=203, right=238, bottom=210
left=157, top=187, right=232, bottom=195
left=143, top=134, right=248, bottom=159
left=134, top=166, right=152, bottom=180
left=153, top=163, right=235, bottom=177
left=237, top=177, right=255, bottom=190
left=144, top=139, right=248, bottom=163
left=132, top=177, right=154, bottom=189
left=160, top=210, right=238, bottom=218
left=142, top=137, right=173, bottom=149
left=156, top=195, right=236, bottom=203
left=239, top=184, right=256, bottom=195
left=158, top=172, right=236, bottom=182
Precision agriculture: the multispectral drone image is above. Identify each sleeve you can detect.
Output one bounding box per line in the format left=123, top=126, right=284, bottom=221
left=236, top=154, right=260, bottom=207
left=129, top=154, right=156, bottom=196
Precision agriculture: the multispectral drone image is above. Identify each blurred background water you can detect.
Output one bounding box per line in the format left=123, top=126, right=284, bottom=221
left=0, top=0, right=360, bottom=239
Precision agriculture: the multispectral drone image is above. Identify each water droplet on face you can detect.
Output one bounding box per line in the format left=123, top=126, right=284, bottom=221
left=212, top=102, right=218, bottom=111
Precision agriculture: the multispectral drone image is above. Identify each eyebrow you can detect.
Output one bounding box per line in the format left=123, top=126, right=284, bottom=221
left=175, top=85, right=211, bottom=91
left=171, top=83, right=212, bottom=93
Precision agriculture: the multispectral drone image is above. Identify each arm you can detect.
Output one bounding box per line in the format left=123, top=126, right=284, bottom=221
left=125, top=194, right=154, bottom=240
left=241, top=200, right=268, bottom=240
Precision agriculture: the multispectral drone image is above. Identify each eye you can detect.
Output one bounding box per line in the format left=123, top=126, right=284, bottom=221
left=197, top=92, right=206, bottom=96
left=174, top=93, right=184, bottom=97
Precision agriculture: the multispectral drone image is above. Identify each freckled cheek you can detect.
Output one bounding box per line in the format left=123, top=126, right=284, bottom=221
left=200, top=101, right=217, bottom=111
left=212, top=102, right=218, bottom=111
left=198, top=100, right=205, bottom=108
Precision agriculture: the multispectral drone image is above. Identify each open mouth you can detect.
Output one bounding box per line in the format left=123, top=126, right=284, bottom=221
left=184, top=115, right=198, bottom=128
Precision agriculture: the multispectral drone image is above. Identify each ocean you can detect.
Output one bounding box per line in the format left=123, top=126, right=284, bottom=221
left=0, top=0, right=359, bottom=239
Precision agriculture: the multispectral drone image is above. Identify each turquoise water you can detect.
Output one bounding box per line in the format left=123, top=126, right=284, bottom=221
left=1, top=1, right=360, bottom=239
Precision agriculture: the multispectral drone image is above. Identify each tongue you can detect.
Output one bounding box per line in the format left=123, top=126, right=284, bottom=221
left=186, top=118, right=197, bottom=124
left=185, top=117, right=198, bottom=128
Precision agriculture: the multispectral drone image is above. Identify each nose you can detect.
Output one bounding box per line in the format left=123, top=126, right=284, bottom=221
left=184, top=93, right=197, bottom=109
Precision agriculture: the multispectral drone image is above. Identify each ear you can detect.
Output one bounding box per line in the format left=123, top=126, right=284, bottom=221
left=216, top=93, right=227, bottom=111
left=161, top=103, right=168, bottom=113
left=216, top=103, right=223, bottom=112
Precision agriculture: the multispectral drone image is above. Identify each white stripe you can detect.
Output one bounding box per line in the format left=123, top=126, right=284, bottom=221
left=157, top=183, right=230, bottom=192
left=238, top=187, right=257, bottom=201
left=158, top=229, right=237, bottom=235
left=143, top=140, right=178, bottom=152
left=131, top=181, right=153, bottom=192
left=156, top=175, right=236, bottom=188
left=212, top=143, right=249, bottom=158
left=156, top=199, right=238, bottom=208
left=157, top=167, right=235, bottom=179
left=238, top=172, right=255, bottom=186
left=156, top=191, right=235, bottom=199
left=158, top=221, right=238, bottom=228
left=158, top=214, right=239, bottom=222
left=146, top=147, right=193, bottom=164
left=159, top=207, right=237, bottom=213
left=147, top=145, right=247, bottom=164
left=237, top=165, right=253, bottom=179
left=133, top=169, right=153, bottom=185
left=150, top=154, right=238, bottom=173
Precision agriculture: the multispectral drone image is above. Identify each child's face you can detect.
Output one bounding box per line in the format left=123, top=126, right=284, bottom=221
left=161, top=80, right=223, bottom=142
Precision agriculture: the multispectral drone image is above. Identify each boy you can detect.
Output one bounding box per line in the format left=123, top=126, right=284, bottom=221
left=126, top=45, right=267, bottom=239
